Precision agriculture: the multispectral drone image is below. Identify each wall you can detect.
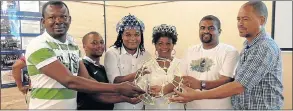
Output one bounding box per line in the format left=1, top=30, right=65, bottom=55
left=126, top=1, right=272, bottom=57
left=64, top=1, right=128, bottom=59
left=282, top=52, right=292, bottom=109
left=64, top=1, right=292, bottom=109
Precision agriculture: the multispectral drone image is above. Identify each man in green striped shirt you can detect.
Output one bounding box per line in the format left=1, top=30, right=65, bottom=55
left=25, top=1, right=144, bottom=109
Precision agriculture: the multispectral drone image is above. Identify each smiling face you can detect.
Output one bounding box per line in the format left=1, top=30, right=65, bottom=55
left=155, top=37, right=174, bottom=59
left=122, top=28, right=142, bottom=50
left=237, top=5, right=265, bottom=38
left=83, top=34, right=105, bottom=58
left=199, top=20, right=220, bottom=45
left=42, top=4, right=71, bottom=39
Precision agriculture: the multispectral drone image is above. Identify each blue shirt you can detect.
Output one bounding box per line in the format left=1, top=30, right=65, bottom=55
left=231, top=31, right=284, bottom=109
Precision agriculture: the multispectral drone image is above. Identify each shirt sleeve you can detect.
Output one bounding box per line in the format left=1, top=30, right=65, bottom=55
left=19, top=56, right=26, bottom=64
left=25, top=40, right=58, bottom=69
left=219, top=50, right=240, bottom=78
left=104, top=50, right=120, bottom=83
left=180, top=49, right=189, bottom=76
left=173, top=58, right=183, bottom=77
left=235, top=45, right=277, bottom=90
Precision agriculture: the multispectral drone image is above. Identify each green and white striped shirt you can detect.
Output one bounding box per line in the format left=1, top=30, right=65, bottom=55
left=25, top=31, right=80, bottom=109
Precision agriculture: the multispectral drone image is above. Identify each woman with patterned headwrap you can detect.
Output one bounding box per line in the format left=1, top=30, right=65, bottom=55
left=104, top=14, right=152, bottom=110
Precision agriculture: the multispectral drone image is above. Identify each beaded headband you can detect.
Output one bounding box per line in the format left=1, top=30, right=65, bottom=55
left=152, top=24, right=178, bottom=37
left=116, top=14, right=145, bottom=33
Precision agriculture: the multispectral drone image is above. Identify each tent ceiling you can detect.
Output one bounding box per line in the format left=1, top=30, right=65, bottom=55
left=81, top=1, right=167, bottom=7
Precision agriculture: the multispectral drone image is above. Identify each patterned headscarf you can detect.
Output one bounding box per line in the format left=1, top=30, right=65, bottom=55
left=116, top=14, right=145, bottom=33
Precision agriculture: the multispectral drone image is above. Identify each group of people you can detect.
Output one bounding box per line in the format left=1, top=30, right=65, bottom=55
left=12, top=1, right=283, bottom=110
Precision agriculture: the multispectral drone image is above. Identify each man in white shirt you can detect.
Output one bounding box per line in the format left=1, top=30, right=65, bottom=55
left=180, top=15, right=240, bottom=109
left=169, top=2, right=283, bottom=110
left=104, top=14, right=152, bottom=109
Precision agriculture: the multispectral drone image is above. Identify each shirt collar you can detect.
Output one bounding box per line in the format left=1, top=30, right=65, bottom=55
left=43, top=30, right=75, bottom=45
left=121, top=44, right=139, bottom=57
left=83, top=56, right=100, bottom=66
left=243, top=30, right=267, bottom=48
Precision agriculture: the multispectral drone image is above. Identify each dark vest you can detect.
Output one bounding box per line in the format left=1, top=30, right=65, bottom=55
left=77, top=59, right=114, bottom=110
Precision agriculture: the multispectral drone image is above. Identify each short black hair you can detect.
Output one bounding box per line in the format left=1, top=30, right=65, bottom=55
left=200, top=15, right=221, bottom=30
left=245, top=1, right=268, bottom=23
left=152, top=30, right=178, bottom=45
left=82, top=31, right=102, bottom=44
left=42, top=1, right=70, bottom=18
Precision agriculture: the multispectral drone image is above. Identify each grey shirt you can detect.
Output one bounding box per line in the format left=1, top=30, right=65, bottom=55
left=231, top=31, right=284, bottom=109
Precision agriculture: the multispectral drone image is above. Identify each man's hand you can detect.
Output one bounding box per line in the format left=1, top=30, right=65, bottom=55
left=18, top=86, right=29, bottom=95
left=123, top=96, right=142, bottom=104
left=182, top=76, right=201, bottom=89
left=93, top=93, right=142, bottom=104
left=116, top=81, right=145, bottom=98
left=169, top=85, right=202, bottom=103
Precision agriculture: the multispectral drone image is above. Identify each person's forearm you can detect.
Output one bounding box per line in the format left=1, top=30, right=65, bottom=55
left=162, top=76, right=182, bottom=95
left=198, top=81, right=244, bottom=99
left=40, top=60, right=121, bottom=94
left=164, top=76, right=183, bottom=94
left=12, top=68, right=24, bottom=88
left=162, top=83, right=175, bottom=95
left=114, top=73, right=136, bottom=83
left=204, top=77, right=233, bottom=90
left=65, top=75, right=119, bottom=94
left=91, top=93, right=126, bottom=104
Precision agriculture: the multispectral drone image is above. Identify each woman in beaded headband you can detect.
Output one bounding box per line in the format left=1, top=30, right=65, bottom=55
left=142, top=24, right=184, bottom=109
left=152, top=24, right=178, bottom=60
left=105, top=14, right=152, bottom=110
left=112, top=14, right=146, bottom=57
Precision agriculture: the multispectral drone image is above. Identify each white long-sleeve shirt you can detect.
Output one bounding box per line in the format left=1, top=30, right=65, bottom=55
left=104, top=45, right=151, bottom=110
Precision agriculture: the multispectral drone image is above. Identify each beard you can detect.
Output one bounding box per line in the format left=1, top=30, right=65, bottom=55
left=200, top=33, right=213, bottom=43
left=239, top=32, right=252, bottom=38
left=244, top=33, right=252, bottom=38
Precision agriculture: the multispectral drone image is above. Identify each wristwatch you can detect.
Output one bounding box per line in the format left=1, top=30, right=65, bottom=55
left=200, top=80, right=206, bottom=90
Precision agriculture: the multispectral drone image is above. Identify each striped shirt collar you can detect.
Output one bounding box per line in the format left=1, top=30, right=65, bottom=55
left=43, top=30, right=76, bottom=45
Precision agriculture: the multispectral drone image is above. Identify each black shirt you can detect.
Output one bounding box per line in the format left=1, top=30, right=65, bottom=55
left=77, top=59, right=114, bottom=110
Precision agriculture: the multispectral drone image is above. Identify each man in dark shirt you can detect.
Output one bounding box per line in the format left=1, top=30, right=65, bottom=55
left=77, top=31, right=121, bottom=110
